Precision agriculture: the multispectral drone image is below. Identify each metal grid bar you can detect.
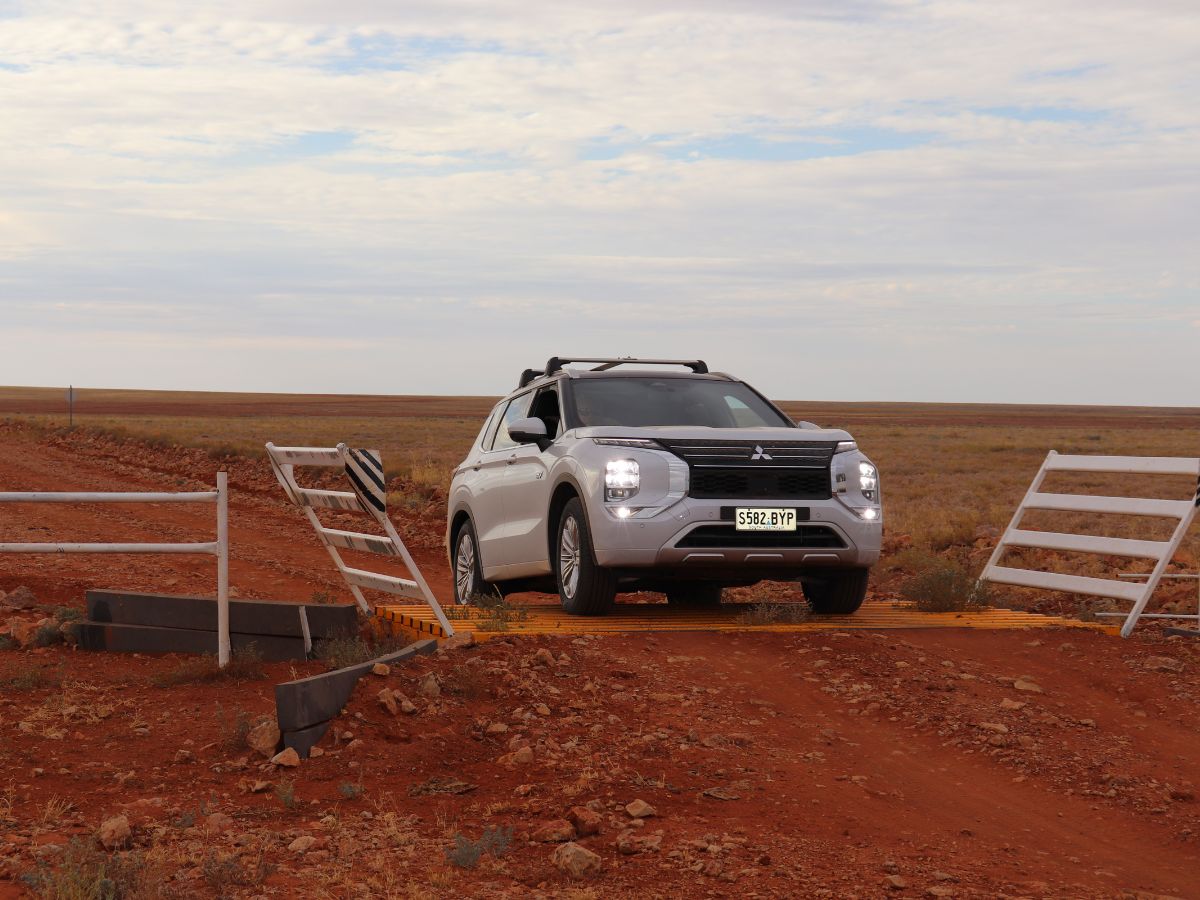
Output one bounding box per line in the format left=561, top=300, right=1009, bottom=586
left=0, top=474, right=230, bottom=666
left=981, top=450, right=1200, bottom=638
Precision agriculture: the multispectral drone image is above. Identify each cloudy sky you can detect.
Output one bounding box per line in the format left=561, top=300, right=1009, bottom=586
left=1, top=1, right=1197, bottom=404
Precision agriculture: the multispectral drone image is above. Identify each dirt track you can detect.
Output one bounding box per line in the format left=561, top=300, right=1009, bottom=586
left=1, top=423, right=1199, bottom=898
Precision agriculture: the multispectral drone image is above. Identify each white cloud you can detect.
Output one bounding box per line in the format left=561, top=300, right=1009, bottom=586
left=0, top=1, right=1196, bottom=403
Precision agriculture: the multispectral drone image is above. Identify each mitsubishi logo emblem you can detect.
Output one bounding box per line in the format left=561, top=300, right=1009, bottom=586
left=750, top=445, right=773, bottom=461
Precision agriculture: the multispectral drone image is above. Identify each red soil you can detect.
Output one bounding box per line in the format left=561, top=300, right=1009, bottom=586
left=0, top=422, right=1197, bottom=898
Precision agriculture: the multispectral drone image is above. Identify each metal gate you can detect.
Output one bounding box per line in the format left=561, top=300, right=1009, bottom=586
left=265, top=442, right=454, bottom=636
left=981, top=451, right=1200, bottom=637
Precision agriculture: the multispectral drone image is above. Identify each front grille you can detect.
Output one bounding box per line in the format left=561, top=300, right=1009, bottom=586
left=657, top=438, right=837, bottom=468
left=676, top=524, right=846, bottom=549
left=657, top=438, right=835, bottom=500
left=691, top=468, right=832, bottom=500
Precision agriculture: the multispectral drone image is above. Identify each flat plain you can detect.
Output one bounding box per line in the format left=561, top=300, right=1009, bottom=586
left=1, top=385, right=1198, bottom=898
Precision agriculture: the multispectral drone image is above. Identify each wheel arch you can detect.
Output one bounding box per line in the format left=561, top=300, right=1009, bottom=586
left=546, top=477, right=584, bottom=564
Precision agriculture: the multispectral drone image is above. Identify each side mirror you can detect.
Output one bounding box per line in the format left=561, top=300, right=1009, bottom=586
left=509, top=417, right=551, bottom=450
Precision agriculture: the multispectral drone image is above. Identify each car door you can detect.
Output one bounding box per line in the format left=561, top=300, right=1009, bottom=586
left=473, top=391, right=533, bottom=572
left=495, top=384, right=562, bottom=571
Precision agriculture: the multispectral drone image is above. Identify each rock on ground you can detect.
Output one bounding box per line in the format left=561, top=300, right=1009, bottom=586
left=552, top=841, right=602, bottom=878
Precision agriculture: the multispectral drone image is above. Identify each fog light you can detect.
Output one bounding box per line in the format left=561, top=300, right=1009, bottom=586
left=616, top=507, right=632, bottom=519
left=858, top=507, right=879, bottom=521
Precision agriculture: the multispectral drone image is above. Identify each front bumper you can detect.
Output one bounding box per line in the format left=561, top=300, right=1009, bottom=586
left=590, top=496, right=881, bottom=571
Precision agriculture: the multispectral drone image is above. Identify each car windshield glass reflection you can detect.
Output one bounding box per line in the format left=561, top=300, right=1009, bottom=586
left=571, top=378, right=790, bottom=428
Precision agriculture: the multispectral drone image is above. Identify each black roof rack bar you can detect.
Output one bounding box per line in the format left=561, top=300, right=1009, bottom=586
left=518, top=368, right=544, bottom=389
left=544, top=357, right=709, bottom=376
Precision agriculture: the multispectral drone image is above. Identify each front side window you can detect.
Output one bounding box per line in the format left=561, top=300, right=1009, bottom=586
left=489, top=392, right=534, bottom=451
left=569, top=378, right=791, bottom=429
left=528, top=386, right=563, bottom=439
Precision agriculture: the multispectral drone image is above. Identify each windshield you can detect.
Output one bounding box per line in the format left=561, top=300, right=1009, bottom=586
left=569, top=377, right=792, bottom=429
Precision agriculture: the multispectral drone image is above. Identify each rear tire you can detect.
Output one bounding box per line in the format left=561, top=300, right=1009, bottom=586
left=802, top=568, right=869, bottom=615
left=555, top=498, right=616, bottom=616
left=665, top=582, right=723, bottom=608
left=452, top=520, right=489, bottom=605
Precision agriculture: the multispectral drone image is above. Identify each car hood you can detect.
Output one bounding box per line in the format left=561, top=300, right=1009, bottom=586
left=573, top=425, right=853, bottom=443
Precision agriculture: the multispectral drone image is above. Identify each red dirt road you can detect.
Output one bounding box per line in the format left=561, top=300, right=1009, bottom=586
left=1, top=423, right=1198, bottom=898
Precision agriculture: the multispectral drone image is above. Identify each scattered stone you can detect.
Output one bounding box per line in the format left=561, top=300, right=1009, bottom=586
left=288, top=835, right=316, bottom=853
left=625, top=799, right=656, bottom=819
left=419, top=673, right=441, bottom=698
left=1000, top=699, right=1025, bottom=711
left=249, top=780, right=271, bottom=794
left=174, top=750, right=194, bottom=765
left=443, top=631, right=476, bottom=650
left=371, top=663, right=391, bottom=677
left=378, top=688, right=399, bottom=716
left=1013, top=678, right=1044, bottom=693
left=97, top=815, right=131, bottom=850
left=534, top=703, right=551, bottom=716
left=0, top=587, right=36, bottom=610
left=702, top=786, right=740, bottom=801
left=926, top=887, right=955, bottom=898
left=534, top=647, right=556, bottom=667
left=567, top=805, right=603, bottom=837
left=246, top=719, right=281, bottom=758
left=501, top=745, right=535, bottom=767
left=1144, top=656, right=1184, bottom=674
left=310, top=747, right=325, bottom=758
left=616, top=830, right=662, bottom=854
left=271, top=748, right=301, bottom=768
left=552, top=841, right=602, bottom=879
left=978, top=723, right=1009, bottom=734
left=204, top=813, right=233, bottom=834
left=485, top=722, right=509, bottom=735
left=9, top=619, right=39, bottom=647
left=885, top=874, right=907, bottom=890
left=409, top=776, right=477, bottom=796
left=532, top=819, right=577, bottom=843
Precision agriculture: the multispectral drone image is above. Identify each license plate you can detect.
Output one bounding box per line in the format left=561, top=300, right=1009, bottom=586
left=735, top=508, right=797, bottom=531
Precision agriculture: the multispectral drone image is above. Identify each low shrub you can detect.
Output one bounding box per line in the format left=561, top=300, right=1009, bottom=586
left=21, top=837, right=162, bottom=899
left=900, top=560, right=991, bottom=612
left=151, top=647, right=264, bottom=687
left=444, top=826, right=513, bottom=869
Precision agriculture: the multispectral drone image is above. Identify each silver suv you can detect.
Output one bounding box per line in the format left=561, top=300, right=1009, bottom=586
left=446, top=358, right=882, bottom=616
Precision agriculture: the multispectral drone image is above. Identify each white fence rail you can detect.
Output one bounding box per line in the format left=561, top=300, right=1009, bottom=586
left=0, top=473, right=230, bottom=665
left=981, top=451, right=1200, bottom=638
left=265, top=443, right=454, bottom=636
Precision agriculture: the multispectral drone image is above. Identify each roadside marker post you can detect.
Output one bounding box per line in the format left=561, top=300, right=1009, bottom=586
left=981, top=452, right=1200, bottom=637
left=265, top=442, right=454, bottom=636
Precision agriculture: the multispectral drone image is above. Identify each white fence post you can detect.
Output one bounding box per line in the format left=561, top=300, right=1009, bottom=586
left=216, top=471, right=230, bottom=667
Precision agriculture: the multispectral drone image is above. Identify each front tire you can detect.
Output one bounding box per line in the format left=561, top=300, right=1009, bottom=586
left=802, top=568, right=869, bottom=615
left=452, top=520, right=489, bottom=605
left=665, top=582, right=723, bottom=608
left=555, top=498, right=616, bottom=616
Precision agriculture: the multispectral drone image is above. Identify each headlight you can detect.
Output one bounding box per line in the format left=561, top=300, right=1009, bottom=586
left=605, top=459, right=639, bottom=500
left=858, top=461, right=877, bottom=499
left=834, top=440, right=858, bottom=454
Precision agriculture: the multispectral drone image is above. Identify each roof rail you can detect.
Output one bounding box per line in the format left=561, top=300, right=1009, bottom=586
left=544, top=357, right=709, bottom=377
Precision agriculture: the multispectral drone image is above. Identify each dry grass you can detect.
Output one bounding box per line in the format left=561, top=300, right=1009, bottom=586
left=3, top=387, right=1197, bottom=605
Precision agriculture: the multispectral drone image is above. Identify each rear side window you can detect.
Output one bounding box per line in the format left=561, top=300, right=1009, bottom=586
left=488, top=392, right=533, bottom=451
